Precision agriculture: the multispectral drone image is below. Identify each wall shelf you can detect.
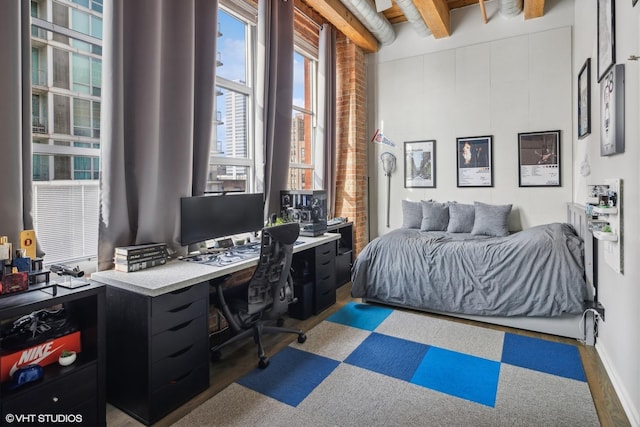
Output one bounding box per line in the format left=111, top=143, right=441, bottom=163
left=592, top=206, right=618, bottom=215
left=593, top=231, right=618, bottom=241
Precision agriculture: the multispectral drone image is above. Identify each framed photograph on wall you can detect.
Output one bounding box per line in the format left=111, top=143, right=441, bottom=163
left=404, top=140, right=435, bottom=188
left=600, top=64, right=625, bottom=156
left=518, top=130, right=561, bottom=187
left=578, top=58, right=591, bottom=139
left=597, top=0, right=615, bottom=82
left=456, top=135, right=492, bottom=187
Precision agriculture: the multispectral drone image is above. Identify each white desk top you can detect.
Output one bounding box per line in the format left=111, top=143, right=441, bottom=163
left=89, top=233, right=340, bottom=297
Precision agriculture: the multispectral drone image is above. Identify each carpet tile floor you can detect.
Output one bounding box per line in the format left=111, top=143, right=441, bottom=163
left=237, top=302, right=589, bottom=409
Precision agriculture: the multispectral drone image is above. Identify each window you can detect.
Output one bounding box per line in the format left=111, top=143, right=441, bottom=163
left=208, top=4, right=256, bottom=194
left=288, top=50, right=317, bottom=190
left=30, top=0, right=103, bottom=263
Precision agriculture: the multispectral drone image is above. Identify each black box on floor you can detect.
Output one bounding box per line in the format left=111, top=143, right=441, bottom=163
left=288, top=281, right=313, bottom=320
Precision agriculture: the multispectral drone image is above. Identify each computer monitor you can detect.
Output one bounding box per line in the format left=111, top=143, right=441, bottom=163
left=180, top=193, right=265, bottom=246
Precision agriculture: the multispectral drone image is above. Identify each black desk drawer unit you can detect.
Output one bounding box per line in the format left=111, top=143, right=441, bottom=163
left=0, top=284, right=105, bottom=427
left=106, top=282, right=209, bottom=425
left=313, top=241, right=336, bottom=314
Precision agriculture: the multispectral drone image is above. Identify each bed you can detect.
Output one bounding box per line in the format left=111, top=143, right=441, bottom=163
left=351, top=201, right=597, bottom=344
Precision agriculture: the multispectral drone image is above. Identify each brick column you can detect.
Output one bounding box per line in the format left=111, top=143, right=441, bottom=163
left=335, top=34, right=368, bottom=256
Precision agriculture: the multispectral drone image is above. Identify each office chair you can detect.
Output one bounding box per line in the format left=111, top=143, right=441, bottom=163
left=210, top=222, right=306, bottom=369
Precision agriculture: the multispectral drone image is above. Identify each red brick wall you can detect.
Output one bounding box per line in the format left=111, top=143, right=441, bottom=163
left=335, top=33, right=368, bottom=256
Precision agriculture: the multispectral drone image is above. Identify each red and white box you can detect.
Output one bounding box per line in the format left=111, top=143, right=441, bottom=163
left=0, top=331, right=81, bottom=383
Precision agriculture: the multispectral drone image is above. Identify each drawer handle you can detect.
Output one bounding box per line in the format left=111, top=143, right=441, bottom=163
left=321, top=250, right=331, bottom=255
left=170, top=286, right=194, bottom=295
left=169, top=302, right=193, bottom=313
left=169, top=370, right=192, bottom=384
left=168, top=345, right=193, bottom=359
left=321, top=261, right=331, bottom=267
left=169, top=319, right=193, bottom=332
left=322, top=275, right=331, bottom=281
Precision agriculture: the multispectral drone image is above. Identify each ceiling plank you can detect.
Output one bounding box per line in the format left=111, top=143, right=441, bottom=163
left=524, top=0, right=545, bottom=19
left=299, top=0, right=379, bottom=53
left=411, top=0, right=451, bottom=39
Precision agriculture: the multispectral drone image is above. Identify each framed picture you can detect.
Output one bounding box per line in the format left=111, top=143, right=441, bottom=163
left=518, top=130, right=561, bottom=187
left=578, top=58, right=591, bottom=139
left=404, top=140, right=435, bottom=188
left=597, top=0, right=615, bottom=82
left=456, top=135, right=492, bottom=187
left=600, top=64, right=625, bottom=156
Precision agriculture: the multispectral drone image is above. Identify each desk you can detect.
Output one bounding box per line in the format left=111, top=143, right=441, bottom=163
left=90, top=232, right=339, bottom=426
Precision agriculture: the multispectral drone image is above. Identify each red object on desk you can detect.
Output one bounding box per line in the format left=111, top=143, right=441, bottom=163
left=0, top=272, right=28, bottom=295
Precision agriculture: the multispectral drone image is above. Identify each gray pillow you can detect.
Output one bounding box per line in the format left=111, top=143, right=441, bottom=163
left=447, top=203, right=475, bottom=233
left=401, top=200, right=423, bottom=229
left=420, top=201, right=449, bottom=231
left=471, top=202, right=512, bottom=237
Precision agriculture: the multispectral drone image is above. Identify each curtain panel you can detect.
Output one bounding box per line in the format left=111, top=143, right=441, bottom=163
left=98, top=0, right=217, bottom=270
left=255, top=0, right=295, bottom=218
left=318, top=24, right=337, bottom=218
left=0, top=2, right=39, bottom=255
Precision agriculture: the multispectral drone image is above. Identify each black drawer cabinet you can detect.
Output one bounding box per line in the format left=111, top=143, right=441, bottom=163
left=289, top=239, right=337, bottom=319
left=106, top=282, right=209, bottom=425
left=312, top=241, right=336, bottom=314
left=0, top=284, right=105, bottom=427
left=327, top=222, right=354, bottom=287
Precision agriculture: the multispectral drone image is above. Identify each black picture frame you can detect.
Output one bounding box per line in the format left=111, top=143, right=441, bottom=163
left=597, top=0, right=615, bottom=82
left=518, top=130, right=561, bottom=187
left=404, top=140, right=436, bottom=188
left=578, top=58, right=591, bottom=139
left=600, top=64, right=625, bottom=156
left=456, top=135, right=493, bottom=187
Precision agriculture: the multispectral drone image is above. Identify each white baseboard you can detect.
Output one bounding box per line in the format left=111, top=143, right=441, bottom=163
left=596, top=342, right=640, bottom=427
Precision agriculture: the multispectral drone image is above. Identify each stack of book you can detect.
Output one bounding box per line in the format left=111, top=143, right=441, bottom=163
left=113, top=243, right=168, bottom=272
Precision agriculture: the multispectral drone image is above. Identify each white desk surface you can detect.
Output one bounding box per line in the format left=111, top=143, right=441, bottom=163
left=89, top=233, right=340, bottom=297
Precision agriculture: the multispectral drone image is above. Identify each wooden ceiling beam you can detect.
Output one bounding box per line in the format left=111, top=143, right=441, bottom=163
left=411, top=0, right=451, bottom=39
left=524, top=0, right=545, bottom=19
left=298, top=0, right=379, bottom=53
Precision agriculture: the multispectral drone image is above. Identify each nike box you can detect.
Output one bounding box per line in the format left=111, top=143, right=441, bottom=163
left=0, top=331, right=81, bottom=383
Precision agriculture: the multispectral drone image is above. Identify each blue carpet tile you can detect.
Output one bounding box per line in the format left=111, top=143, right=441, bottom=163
left=236, top=346, right=340, bottom=407
left=326, top=301, right=393, bottom=331
left=238, top=303, right=587, bottom=409
left=344, top=332, right=430, bottom=382
left=501, top=332, right=586, bottom=381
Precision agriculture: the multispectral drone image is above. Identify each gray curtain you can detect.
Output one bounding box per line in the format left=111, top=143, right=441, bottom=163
left=0, top=2, right=39, bottom=255
left=98, top=0, right=217, bottom=270
left=318, top=24, right=337, bottom=218
left=255, top=0, right=295, bottom=218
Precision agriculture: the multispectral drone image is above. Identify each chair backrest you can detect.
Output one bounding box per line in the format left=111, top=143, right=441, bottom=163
left=246, top=222, right=300, bottom=318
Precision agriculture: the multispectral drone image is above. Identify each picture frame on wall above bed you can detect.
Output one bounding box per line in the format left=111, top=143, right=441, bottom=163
left=404, top=140, right=435, bottom=188
left=518, top=130, right=561, bottom=187
left=456, top=135, right=492, bottom=187
left=597, top=0, right=615, bottom=82
left=578, top=58, right=591, bottom=139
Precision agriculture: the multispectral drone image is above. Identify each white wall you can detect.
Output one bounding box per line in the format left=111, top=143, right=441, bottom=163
left=367, top=0, right=574, bottom=236
left=366, top=1, right=640, bottom=424
left=573, top=2, right=640, bottom=426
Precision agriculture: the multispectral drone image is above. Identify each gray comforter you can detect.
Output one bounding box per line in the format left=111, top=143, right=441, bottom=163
left=351, top=223, right=586, bottom=316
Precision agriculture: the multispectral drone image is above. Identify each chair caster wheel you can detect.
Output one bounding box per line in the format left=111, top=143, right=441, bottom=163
left=210, top=350, right=221, bottom=362
left=258, top=358, right=270, bottom=369
left=276, top=318, right=285, bottom=327
left=297, top=334, right=307, bottom=344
